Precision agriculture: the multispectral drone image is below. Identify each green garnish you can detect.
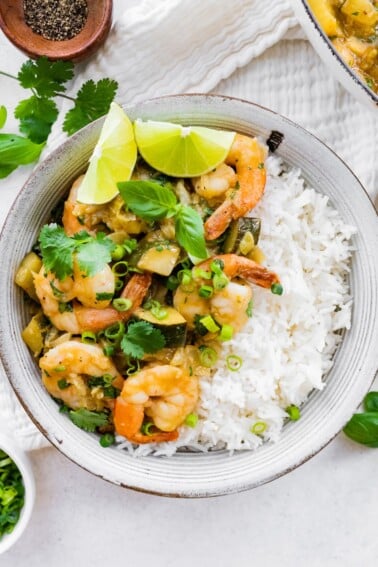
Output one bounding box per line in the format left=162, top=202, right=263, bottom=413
left=39, top=225, right=115, bottom=281
left=271, top=283, right=283, bottom=295
left=140, top=422, right=154, bottom=436
left=257, top=162, right=265, bottom=169
left=111, top=261, right=129, bottom=276
left=199, top=285, right=213, bottom=298
left=103, top=345, right=115, bottom=357
left=144, top=299, right=168, bottom=320
left=166, top=275, right=179, bottom=291
left=104, top=321, right=125, bottom=343
left=246, top=300, right=253, bottom=317
left=112, top=298, right=132, bottom=312
left=198, top=346, right=218, bottom=368
left=251, top=421, right=266, bottom=435
left=286, top=405, right=301, bottom=421
left=68, top=408, right=110, bottom=432
left=0, top=105, right=7, bottom=129
left=0, top=134, right=45, bottom=179
left=343, top=392, right=378, bottom=447
left=219, top=324, right=234, bottom=341
left=118, top=180, right=208, bottom=259
left=0, top=450, right=25, bottom=539
left=111, top=244, right=125, bottom=261
left=120, top=321, right=166, bottom=359
left=226, top=354, right=242, bottom=371
left=199, top=315, right=220, bottom=334
left=185, top=413, right=199, bottom=428
left=57, top=378, right=69, bottom=389
left=95, top=292, right=114, bottom=301
left=81, top=331, right=97, bottom=344
left=54, top=365, right=66, bottom=372
left=99, top=433, right=115, bottom=448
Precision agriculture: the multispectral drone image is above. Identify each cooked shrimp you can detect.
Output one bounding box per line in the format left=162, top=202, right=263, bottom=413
left=204, top=134, right=267, bottom=240
left=113, top=364, right=199, bottom=443
left=39, top=341, right=124, bottom=411
left=73, top=260, right=115, bottom=309
left=173, top=254, right=279, bottom=330
left=193, top=163, right=237, bottom=203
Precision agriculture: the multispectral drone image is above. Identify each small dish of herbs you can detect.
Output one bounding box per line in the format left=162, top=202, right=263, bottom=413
left=0, top=437, right=35, bottom=555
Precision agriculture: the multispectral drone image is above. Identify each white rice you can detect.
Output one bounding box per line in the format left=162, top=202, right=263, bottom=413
left=116, top=155, right=356, bottom=457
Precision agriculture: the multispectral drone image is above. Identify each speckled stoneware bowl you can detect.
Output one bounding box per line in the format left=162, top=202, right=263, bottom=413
left=292, top=0, right=378, bottom=110
left=0, top=95, right=377, bottom=498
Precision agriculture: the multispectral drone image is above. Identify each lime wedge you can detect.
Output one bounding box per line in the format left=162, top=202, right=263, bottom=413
left=77, top=102, right=137, bottom=204
left=134, top=119, right=235, bottom=178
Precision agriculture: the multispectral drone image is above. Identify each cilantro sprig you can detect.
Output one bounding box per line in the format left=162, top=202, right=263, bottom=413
left=0, top=449, right=25, bottom=539
left=68, top=408, right=110, bottom=432
left=39, top=224, right=116, bottom=280
left=118, top=180, right=208, bottom=260
left=0, top=57, right=118, bottom=178
left=120, top=321, right=166, bottom=359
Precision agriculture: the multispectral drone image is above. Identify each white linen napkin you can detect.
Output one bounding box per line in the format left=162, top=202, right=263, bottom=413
left=0, top=0, right=376, bottom=451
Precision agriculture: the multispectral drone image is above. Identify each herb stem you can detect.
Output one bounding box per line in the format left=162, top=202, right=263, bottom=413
left=0, top=70, right=18, bottom=81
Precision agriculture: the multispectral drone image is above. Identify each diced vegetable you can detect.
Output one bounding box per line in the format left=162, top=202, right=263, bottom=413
left=133, top=307, right=187, bottom=347
left=21, top=311, right=48, bottom=357
left=341, top=0, right=378, bottom=27
left=129, top=232, right=181, bottom=276
left=223, top=218, right=261, bottom=254
left=15, top=252, right=42, bottom=301
left=308, top=0, right=343, bottom=37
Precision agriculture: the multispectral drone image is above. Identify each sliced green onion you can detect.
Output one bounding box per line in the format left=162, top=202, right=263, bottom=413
left=251, top=421, right=266, bottom=435
left=112, top=261, right=129, bottom=276
left=213, top=272, right=229, bottom=290
left=178, top=269, right=192, bottom=286
left=123, top=239, right=138, bottom=254
left=166, top=275, right=179, bottom=291
left=199, top=346, right=218, bottom=368
left=126, top=359, right=140, bottom=376
left=115, top=279, right=124, bottom=292
left=111, top=245, right=125, bottom=262
left=271, top=283, right=283, bottom=295
left=99, top=433, right=115, bottom=448
left=185, top=413, right=199, bottom=428
left=226, top=354, right=242, bottom=372
left=112, top=298, right=132, bottom=312
left=193, top=268, right=212, bottom=280
left=81, top=331, right=97, bottom=344
left=199, top=285, right=213, bottom=298
left=151, top=305, right=168, bottom=320
left=103, top=345, right=115, bottom=357
left=246, top=299, right=253, bottom=317
left=104, top=321, right=125, bottom=342
left=102, top=374, right=115, bottom=387
left=141, top=422, right=154, bottom=435
left=286, top=405, right=301, bottom=421
left=54, top=365, right=66, bottom=372
left=220, top=324, right=234, bottom=341
left=57, top=378, right=69, bottom=389
left=199, top=315, right=220, bottom=334
left=210, top=259, right=224, bottom=275
left=95, top=292, right=114, bottom=301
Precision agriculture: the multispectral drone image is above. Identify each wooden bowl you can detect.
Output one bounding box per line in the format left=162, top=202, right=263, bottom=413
left=0, top=0, right=113, bottom=62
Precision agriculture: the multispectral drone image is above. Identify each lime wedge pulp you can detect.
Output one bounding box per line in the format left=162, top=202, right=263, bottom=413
left=134, top=119, right=235, bottom=178
left=77, top=102, right=137, bottom=205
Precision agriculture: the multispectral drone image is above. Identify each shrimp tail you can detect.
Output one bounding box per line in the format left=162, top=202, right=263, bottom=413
left=199, top=254, right=279, bottom=289
left=204, top=200, right=234, bottom=241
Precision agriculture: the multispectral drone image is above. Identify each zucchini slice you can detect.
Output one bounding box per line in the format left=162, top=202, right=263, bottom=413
left=223, top=218, right=261, bottom=254
left=129, top=232, right=181, bottom=276
left=134, top=307, right=187, bottom=347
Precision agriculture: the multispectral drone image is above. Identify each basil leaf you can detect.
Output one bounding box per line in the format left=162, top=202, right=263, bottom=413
left=0, top=133, right=44, bottom=165
left=0, top=105, right=7, bottom=129
left=118, top=180, right=177, bottom=220
left=0, top=164, right=18, bottom=179
left=364, top=391, right=378, bottom=413
left=343, top=412, right=378, bottom=447
left=175, top=205, right=208, bottom=260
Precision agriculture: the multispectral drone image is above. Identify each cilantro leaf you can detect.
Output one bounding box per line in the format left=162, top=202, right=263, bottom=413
left=17, top=57, right=74, bottom=97
left=121, top=321, right=166, bottom=359
left=39, top=224, right=76, bottom=280
left=0, top=105, right=7, bottom=129
left=63, top=78, right=118, bottom=135
left=76, top=232, right=115, bottom=276
left=118, top=180, right=177, bottom=221
left=69, top=408, right=109, bottom=432
left=175, top=205, right=208, bottom=260
left=15, top=95, right=58, bottom=143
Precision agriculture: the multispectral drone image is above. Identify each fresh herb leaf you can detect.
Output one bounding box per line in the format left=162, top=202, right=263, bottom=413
left=0, top=105, right=7, bottom=129
left=175, top=205, right=208, bottom=260
left=0, top=449, right=24, bottom=538
left=39, top=224, right=75, bottom=280
left=118, top=180, right=177, bottom=221
left=15, top=95, right=58, bottom=143
left=343, top=412, right=378, bottom=447
left=63, top=78, right=118, bottom=135
left=0, top=164, right=18, bottom=179
left=0, top=133, right=44, bottom=167
left=120, top=321, right=166, bottom=359
left=17, top=57, right=74, bottom=97
left=69, top=408, right=109, bottom=432
left=76, top=232, right=115, bottom=277
left=364, top=391, right=378, bottom=413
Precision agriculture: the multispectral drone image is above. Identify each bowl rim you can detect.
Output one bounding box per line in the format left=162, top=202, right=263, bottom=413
left=292, top=0, right=378, bottom=108
left=0, top=433, right=35, bottom=554
left=0, top=93, right=377, bottom=498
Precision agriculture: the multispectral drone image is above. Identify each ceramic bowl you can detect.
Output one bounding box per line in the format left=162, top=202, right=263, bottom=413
left=0, top=95, right=377, bottom=497
left=0, top=434, right=35, bottom=554
left=292, top=0, right=378, bottom=110
left=0, top=0, right=112, bottom=62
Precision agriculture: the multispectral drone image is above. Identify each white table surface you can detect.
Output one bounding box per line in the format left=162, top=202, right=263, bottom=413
left=1, top=3, right=378, bottom=566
